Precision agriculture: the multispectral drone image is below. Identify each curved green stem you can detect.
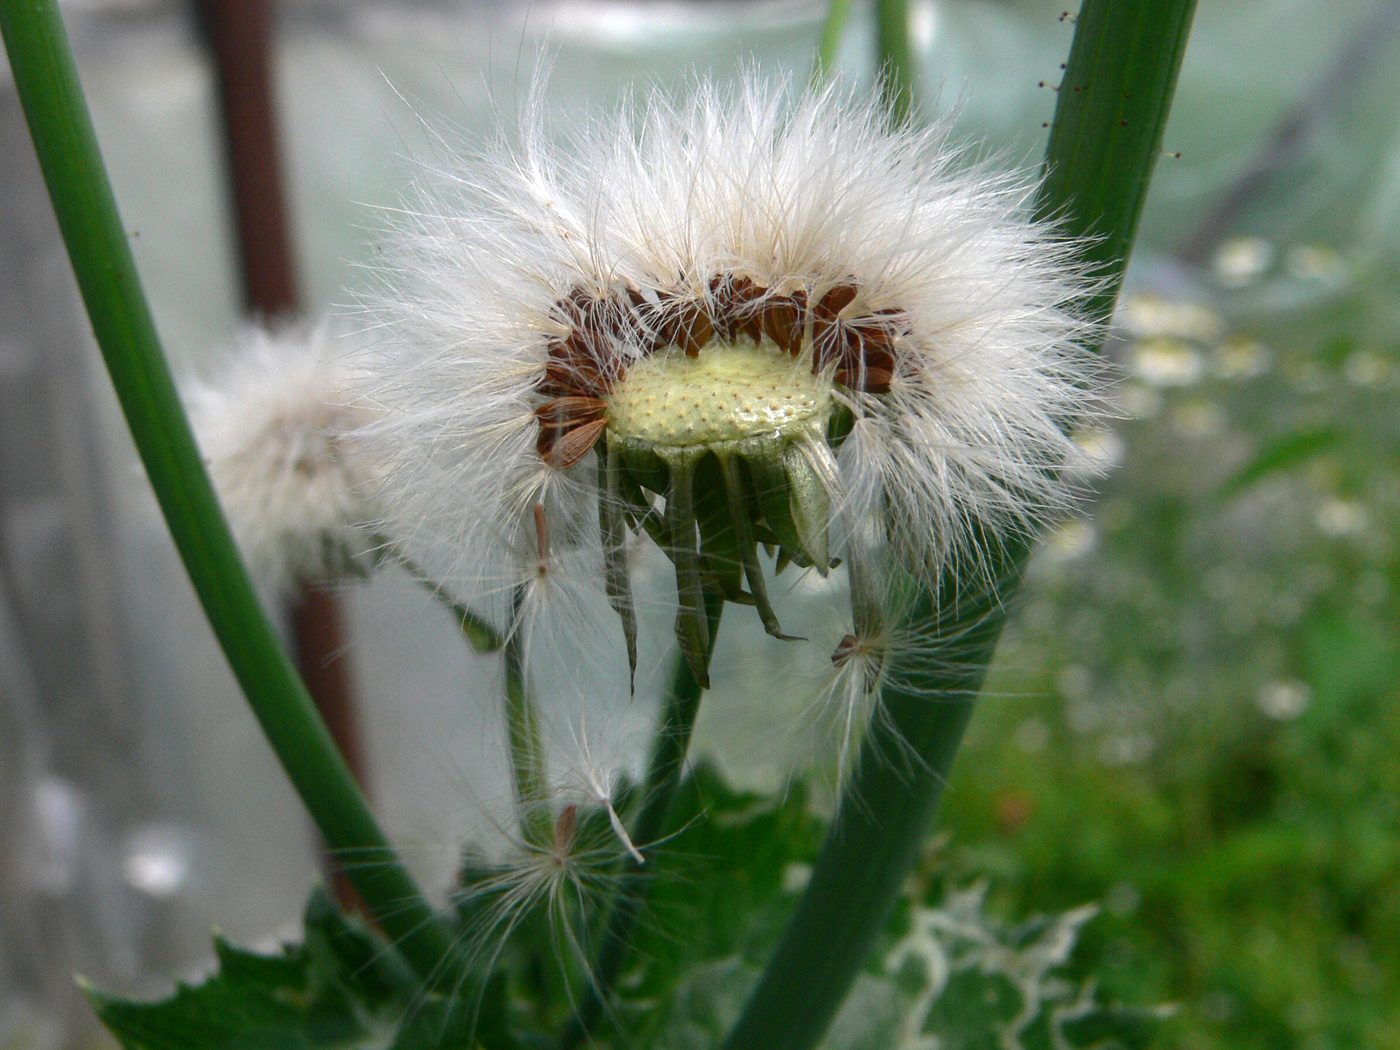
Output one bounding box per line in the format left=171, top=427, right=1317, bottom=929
left=722, top=3, right=1198, bottom=1049
left=0, top=0, right=454, bottom=985
left=564, top=591, right=724, bottom=1046
left=722, top=546, right=1024, bottom=1050
left=1033, top=0, right=1200, bottom=320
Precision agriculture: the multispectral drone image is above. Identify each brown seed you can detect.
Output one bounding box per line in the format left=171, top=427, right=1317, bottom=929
left=711, top=274, right=767, bottom=344
left=535, top=396, right=609, bottom=469
left=534, top=395, right=608, bottom=431
left=539, top=350, right=610, bottom=399
left=539, top=417, right=607, bottom=469
left=680, top=311, right=714, bottom=357
left=815, top=283, right=858, bottom=319
left=534, top=501, right=550, bottom=564
left=816, top=307, right=904, bottom=395
left=832, top=633, right=860, bottom=666
left=656, top=296, right=714, bottom=358
left=554, top=804, right=578, bottom=857
left=762, top=290, right=808, bottom=355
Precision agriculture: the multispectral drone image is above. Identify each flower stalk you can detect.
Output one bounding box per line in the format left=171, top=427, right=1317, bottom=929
left=565, top=591, right=724, bottom=1045
left=721, top=2, right=1199, bottom=1049
left=0, top=0, right=455, bottom=985
left=505, top=587, right=553, bottom=847
left=876, top=0, right=917, bottom=123
left=814, top=0, right=856, bottom=79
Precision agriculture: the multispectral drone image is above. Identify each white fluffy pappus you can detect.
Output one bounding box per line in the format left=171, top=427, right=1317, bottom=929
left=439, top=715, right=656, bottom=988
left=359, top=73, right=1104, bottom=685
left=186, top=322, right=385, bottom=598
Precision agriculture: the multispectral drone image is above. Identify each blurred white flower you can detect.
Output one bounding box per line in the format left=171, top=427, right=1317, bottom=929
left=1315, top=497, right=1369, bottom=538
left=1213, top=336, right=1271, bottom=380
left=1068, top=426, right=1126, bottom=477
left=1256, top=679, right=1310, bottom=721
left=1285, top=243, right=1345, bottom=283
left=1119, top=293, right=1223, bottom=342
left=361, top=74, right=1102, bottom=690
left=1211, top=236, right=1274, bottom=287
left=1129, top=336, right=1204, bottom=387
left=186, top=322, right=383, bottom=597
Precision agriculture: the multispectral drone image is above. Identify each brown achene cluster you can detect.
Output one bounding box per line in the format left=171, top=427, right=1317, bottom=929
left=534, top=276, right=904, bottom=469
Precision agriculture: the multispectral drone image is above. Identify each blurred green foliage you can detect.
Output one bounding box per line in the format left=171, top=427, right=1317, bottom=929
left=950, top=247, right=1400, bottom=1049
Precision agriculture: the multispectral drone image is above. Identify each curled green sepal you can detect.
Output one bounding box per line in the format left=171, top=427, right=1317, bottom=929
left=598, top=443, right=639, bottom=691
left=607, top=418, right=839, bottom=668
left=390, top=549, right=503, bottom=654
left=784, top=438, right=834, bottom=574
left=718, top=453, right=802, bottom=641
left=661, top=449, right=712, bottom=689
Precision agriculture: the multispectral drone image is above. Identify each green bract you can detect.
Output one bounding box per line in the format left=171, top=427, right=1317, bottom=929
left=599, top=340, right=850, bottom=685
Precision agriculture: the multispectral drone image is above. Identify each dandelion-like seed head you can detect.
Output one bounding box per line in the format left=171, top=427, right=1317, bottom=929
left=366, top=74, right=1102, bottom=689
left=187, top=322, right=383, bottom=596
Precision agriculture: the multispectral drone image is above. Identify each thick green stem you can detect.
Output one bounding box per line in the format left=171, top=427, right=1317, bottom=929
left=722, top=3, right=1197, bottom=1049
left=814, top=0, right=856, bottom=81
left=1033, top=0, right=1200, bottom=324
left=564, top=591, right=724, bottom=1045
left=0, top=0, right=454, bottom=984
left=722, top=546, right=1023, bottom=1050
left=876, top=0, right=917, bottom=124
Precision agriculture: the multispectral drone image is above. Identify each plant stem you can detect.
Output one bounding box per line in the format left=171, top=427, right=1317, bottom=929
left=292, top=585, right=371, bottom=914
left=875, top=0, right=917, bottom=124
left=722, top=2, right=1198, bottom=1048
left=0, top=0, right=455, bottom=986
left=505, top=587, right=552, bottom=847
left=563, top=590, right=724, bottom=1046
left=391, top=549, right=503, bottom=653
left=195, top=0, right=299, bottom=317
left=1033, top=0, right=1200, bottom=323
left=814, top=0, right=856, bottom=81
left=724, top=544, right=1025, bottom=1050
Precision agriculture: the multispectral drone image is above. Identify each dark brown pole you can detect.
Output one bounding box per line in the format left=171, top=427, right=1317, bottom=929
left=198, top=0, right=297, bottom=315
left=197, top=0, right=370, bottom=910
left=291, top=585, right=369, bottom=913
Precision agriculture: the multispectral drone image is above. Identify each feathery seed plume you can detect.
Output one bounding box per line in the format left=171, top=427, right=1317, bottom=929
left=187, top=322, right=384, bottom=597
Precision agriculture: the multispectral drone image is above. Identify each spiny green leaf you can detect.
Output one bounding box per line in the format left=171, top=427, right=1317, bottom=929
left=87, top=890, right=406, bottom=1050
left=86, top=890, right=532, bottom=1050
